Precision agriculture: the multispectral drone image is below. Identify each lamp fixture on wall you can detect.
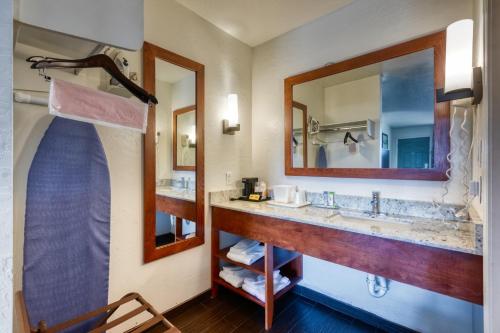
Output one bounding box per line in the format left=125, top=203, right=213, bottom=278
left=223, top=93, right=240, bottom=135
left=436, top=19, right=483, bottom=105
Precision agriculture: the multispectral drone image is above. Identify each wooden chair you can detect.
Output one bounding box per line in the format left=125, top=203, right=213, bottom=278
left=16, top=291, right=180, bottom=333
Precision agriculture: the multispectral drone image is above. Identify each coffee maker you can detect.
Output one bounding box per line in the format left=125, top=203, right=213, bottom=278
left=241, top=177, right=258, bottom=198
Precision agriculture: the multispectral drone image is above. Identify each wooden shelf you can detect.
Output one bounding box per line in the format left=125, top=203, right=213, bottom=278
left=215, top=246, right=301, bottom=275
left=275, top=276, right=301, bottom=300
left=214, top=276, right=302, bottom=308
left=213, top=278, right=264, bottom=307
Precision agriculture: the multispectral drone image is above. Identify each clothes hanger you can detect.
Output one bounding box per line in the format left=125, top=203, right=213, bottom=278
left=26, top=55, right=158, bottom=105
left=343, top=131, right=358, bottom=145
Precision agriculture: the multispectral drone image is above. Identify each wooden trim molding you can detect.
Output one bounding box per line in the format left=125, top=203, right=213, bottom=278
left=284, top=31, right=450, bottom=180
left=292, top=101, right=308, bottom=168
left=143, top=41, right=205, bottom=263
left=173, top=105, right=196, bottom=171
left=212, top=207, right=483, bottom=304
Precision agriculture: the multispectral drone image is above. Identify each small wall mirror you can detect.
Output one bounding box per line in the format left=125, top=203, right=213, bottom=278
left=285, top=32, right=449, bottom=180
left=143, top=42, right=204, bottom=262
left=173, top=106, right=196, bottom=171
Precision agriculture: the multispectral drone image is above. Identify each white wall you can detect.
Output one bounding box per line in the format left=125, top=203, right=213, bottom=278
left=323, top=75, right=380, bottom=168
left=0, top=0, right=13, bottom=331
left=156, top=79, right=173, bottom=180
left=485, top=0, right=499, bottom=331
left=293, top=79, right=324, bottom=166
left=252, top=0, right=483, bottom=332
left=13, top=1, right=253, bottom=330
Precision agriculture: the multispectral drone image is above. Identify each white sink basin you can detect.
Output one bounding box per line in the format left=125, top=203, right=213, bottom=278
left=331, top=209, right=412, bottom=224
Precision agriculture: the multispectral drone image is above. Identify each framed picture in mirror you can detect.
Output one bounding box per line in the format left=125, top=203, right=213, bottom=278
left=284, top=31, right=449, bottom=180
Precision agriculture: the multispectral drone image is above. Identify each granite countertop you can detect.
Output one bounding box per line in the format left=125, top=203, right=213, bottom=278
left=210, top=191, right=482, bottom=255
left=156, top=186, right=195, bottom=202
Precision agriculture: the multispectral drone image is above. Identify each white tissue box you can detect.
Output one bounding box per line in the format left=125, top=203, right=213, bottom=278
left=273, top=185, right=296, bottom=203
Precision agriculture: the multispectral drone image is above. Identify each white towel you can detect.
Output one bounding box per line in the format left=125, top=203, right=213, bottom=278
left=49, top=78, right=148, bottom=133
left=242, top=271, right=280, bottom=286
left=229, top=239, right=260, bottom=255
left=219, top=266, right=257, bottom=288
left=227, top=245, right=264, bottom=265
left=242, top=276, right=291, bottom=303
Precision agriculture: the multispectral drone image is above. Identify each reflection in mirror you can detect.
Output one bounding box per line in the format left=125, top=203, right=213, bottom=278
left=292, top=101, right=308, bottom=168
left=155, top=213, right=196, bottom=247
left=173, top=106, right=196, bottom=170
left=155, top=58, right=196, bottom=247
left=293, top=48, right=435, bottom=169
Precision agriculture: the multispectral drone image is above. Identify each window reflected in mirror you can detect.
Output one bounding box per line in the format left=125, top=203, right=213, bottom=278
left=292, top=48, right=435, bottom=169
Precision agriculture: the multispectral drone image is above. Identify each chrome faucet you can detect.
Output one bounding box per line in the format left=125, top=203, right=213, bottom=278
left=371, top=191, right=380, bottom=215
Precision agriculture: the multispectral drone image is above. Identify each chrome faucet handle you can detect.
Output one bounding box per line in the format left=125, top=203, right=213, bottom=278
left=371, top=191, right=380, bottom=214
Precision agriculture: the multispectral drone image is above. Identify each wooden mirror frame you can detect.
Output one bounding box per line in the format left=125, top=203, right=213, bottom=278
left=143, top=41, right=205, bottom=263
left=173, top=105, right=196, bottom=171
left=284, top=31, right=450, bottom=180
left=292, top=101, right=308, bottom=168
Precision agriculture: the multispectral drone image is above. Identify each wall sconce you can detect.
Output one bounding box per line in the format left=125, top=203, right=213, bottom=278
left=437, top=19, right=483, bottom=105
left=188, top=125, right=196, bottom=148
left=223, top=93, right=240, bottom=135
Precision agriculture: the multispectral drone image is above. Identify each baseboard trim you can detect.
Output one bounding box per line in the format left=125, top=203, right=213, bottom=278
left=293, top=285, right=418, bottom=333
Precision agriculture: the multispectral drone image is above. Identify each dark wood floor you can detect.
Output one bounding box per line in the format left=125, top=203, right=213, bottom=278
left=160, top=289, right=384, bottom=333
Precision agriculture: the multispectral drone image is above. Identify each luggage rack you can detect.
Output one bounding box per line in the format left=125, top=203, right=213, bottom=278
left=16, top=291, right=179, bottom=333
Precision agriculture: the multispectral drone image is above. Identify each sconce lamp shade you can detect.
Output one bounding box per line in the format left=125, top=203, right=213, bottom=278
left=226, top=94, right=239, bottom=127
left=444, top=19, right=474, bottom=93
left=223, top=93, right=241, bottom=134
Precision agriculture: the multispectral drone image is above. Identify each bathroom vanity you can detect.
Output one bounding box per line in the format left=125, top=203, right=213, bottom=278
left=210, top=191, right=483, bottom=330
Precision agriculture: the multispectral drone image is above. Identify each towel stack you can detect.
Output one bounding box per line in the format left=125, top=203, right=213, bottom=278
left=242, top=271, right=290, bottom=302
left=226, top=239, right=265, bottom=265
left=219, top=265, right=257, bottom=288
left=218, top=266, right=291, bottom=303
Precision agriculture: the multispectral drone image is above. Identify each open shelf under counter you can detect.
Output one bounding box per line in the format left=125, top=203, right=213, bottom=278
left=213, top=276, right=302, bottom=308
left=215, top=246, right=302, bottom=275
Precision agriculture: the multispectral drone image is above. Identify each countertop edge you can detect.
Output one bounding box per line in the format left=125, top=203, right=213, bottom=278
left=210, top=202, right=482, bottom=256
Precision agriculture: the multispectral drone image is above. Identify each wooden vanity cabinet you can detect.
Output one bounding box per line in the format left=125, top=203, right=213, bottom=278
left=211, top=216, right=303, bottom=330
left=211, top=206, right=483, bottom=330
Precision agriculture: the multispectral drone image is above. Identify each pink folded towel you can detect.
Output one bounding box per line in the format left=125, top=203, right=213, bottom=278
left=49, top=79, right=148, bottom=133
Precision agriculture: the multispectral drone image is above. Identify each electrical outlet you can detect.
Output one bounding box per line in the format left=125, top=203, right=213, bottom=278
left=225, top=171, right=232, bottom=185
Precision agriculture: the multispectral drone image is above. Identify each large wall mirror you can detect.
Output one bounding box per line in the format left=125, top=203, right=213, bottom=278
left=285, top=32, right=450, bottom=180
left=143, top=42, right=204, bottom=262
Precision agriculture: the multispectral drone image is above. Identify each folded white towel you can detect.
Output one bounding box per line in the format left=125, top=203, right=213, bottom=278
left=242, top=276, right=291, bottom=303
left=222, top=265, right=244, bottom=273
left=229, top=239, right=260, bottom=255
left=227, top=245, right=264, bottom=265
left=219, top=266, right=257, bottom=288
left=243, top=271, right=281, bottom=286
